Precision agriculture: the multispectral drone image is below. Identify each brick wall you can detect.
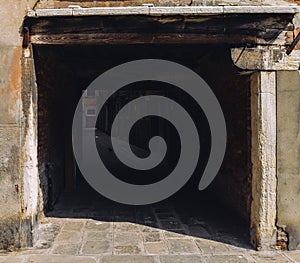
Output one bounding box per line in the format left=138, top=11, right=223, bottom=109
left=34, top=48, right=68, bottom=211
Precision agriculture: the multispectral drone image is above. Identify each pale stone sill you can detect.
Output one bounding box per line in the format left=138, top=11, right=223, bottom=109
left=27, top=5, right=300, bottom=18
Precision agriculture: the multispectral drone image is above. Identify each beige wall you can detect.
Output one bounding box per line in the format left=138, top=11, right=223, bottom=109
left=277, top=71, right=300, bottom=250
left=0, top=0, right=38, bottom=249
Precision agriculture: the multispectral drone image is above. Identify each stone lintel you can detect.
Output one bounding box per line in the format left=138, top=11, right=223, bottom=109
left=27, top=5, right=300, bottom=17
left=232, top=47, right=300, bottom=71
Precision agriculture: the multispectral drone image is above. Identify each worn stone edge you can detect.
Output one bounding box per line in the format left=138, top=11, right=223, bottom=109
left=27, top=5, right=300, bottom=18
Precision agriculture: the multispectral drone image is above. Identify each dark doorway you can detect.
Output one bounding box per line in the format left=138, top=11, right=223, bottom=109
left=34, top=44, right=252, bottom=248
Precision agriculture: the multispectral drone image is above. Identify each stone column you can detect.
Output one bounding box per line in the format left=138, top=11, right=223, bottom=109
left=250, top=71, right=277, bottom=250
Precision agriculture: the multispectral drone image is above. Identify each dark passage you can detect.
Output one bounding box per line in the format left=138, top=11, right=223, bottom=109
left=34, top=44, right=252, bottom=248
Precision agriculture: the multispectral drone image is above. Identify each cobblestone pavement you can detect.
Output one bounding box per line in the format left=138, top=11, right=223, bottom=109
left=0, top=194, right=299, bottom=263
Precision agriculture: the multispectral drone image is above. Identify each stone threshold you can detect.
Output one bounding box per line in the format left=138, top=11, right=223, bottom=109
left=27, top=5, right=300, bottom=18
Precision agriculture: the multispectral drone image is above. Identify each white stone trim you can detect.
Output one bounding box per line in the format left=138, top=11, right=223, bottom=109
left=250, top=71, right=277, bottom=250
left=27, top=5, right=300, bottom=17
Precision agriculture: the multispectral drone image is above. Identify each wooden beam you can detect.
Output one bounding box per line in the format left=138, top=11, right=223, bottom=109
left=26, top=14, right=295, bottom=46
left=31, top=32, right=264, bottom=45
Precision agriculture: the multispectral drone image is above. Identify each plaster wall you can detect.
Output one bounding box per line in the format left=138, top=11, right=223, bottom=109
left=277, top=71, right=300, bottom=250
left=0, top=0, right=38, bottom=249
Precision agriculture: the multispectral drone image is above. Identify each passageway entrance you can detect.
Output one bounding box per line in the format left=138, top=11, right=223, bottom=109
left=33, top=44, right=252, bottom=247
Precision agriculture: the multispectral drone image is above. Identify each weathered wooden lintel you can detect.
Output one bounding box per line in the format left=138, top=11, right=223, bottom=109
left=231, top=47, right=300, bottom=70
left=26, top=13, right=296, bottom=46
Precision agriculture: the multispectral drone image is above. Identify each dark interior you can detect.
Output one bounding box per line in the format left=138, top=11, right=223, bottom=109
left=33, top=44, right=252, bottom=248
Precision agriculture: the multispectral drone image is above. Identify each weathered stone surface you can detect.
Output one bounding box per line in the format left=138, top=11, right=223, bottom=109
left=36, top=8, right=73, bottom=16
left=167, top=239, right=199, bottom=253
left=250, top=72, right=277, bottom=250
left=55, top=231, right=82, bottom=242
left=2, top=258, right=24, bottom=263
left=284, top=251, right=300, bottom=261
left=114, top=245, right=142, bottom=254
left=144, top=232, right=161, bottom=242
left=52, top=243, right=80, bottom=255
left=252, top=252, right=290, bottom=262
left=160, top=255, right=204, bottom=263
left=102, top=255, right=157, bottom=263
left=195, top=239, right=229, bottom=254
left=114, top=233, right=140, bottom=246
left=231, top=48, right=300, bottom=70
left=30, top=5, right=300, bottom=17
left=149, top=6, right=223, bottom=15
left=82, top=240, right=111, bottom=254
left=73, top=6, right=149, bottom=16
left=205, top=255, right=248, bottom=263
left=144, top=242, right=167, bottom=254
left=86, top=222, right=111, bottom=231
left=85, top=231, right=112, bottom=241
left=62, top=221, right=84, bottom=232
left=27, top=255, right=97, bottom=263
left=114, top=222, right=140, bottom=232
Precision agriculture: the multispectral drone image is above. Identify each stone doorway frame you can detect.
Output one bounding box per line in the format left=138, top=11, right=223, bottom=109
left=21, top=6, right=300, bottom=250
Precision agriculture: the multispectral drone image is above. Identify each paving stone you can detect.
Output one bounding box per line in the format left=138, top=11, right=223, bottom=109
left=226, top=244, right=252, bottom=253
left=144, top=242, right=168, bottom=254
left=85, top=222, right=111, bottom=231
left=17, top=249, right=49, bottom=255
left=85, top=231, right=112, bottom=241
left=167, top=239, right=199, bottom=254
left=252, top=253, right=291, bottom=263
left=144, top=232, right=161, bottom=242
left=163, top=230, right=189, bottom=239
left=195, top=239, right=229, bottom=254
left=27, top=255, right=96, bottom=263
left=284, top=251, right=300, bottom=262
left=102, top=255, right=157, bottom=263
left=160, top=255, right=205, bottom=263
left=205, top=255, right=248, bottom=263
left=114, top=245, right=142, bottom=255
left=51, top=243, right=80, bottom=255
left=62, top=221, right=85, bottom=231
left=114, top=233, right=140, bottom=246
left=3, top=258, right=25, bottom=263
left=55, top=231, right=82, bottom=242
left=141, top=226, right=160, bottom=233
left=82, top=240, right=111, bottom=254
left=114, top=222, right=140, bottom=232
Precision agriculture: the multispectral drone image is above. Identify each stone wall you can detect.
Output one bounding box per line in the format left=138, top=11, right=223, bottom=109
left=34, top=49, right=66, bottom=212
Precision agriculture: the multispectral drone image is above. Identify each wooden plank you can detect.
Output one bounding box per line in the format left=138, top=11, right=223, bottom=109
left=27, top=14, right=294, bottom=35
left=26, top=14, right=295, bottom=46
left=31, top=32, right=263, bottom=45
